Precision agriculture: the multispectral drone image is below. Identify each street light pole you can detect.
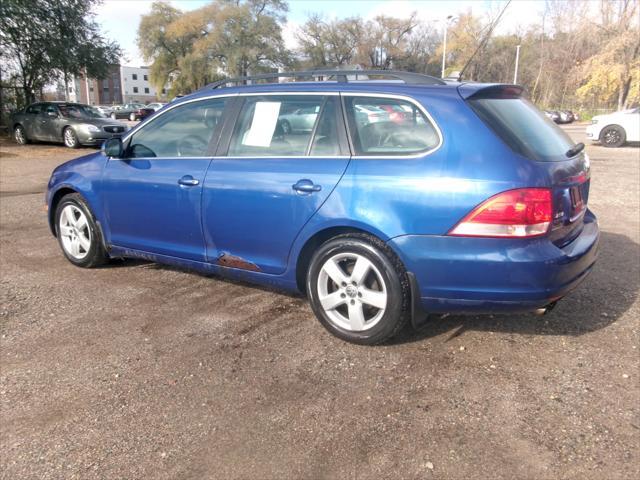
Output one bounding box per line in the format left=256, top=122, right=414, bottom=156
left=514, top=44, right=521, bottom=84
left=441, top=15, right=455, bottom=79
left=441, top=26, right=448, bottom=78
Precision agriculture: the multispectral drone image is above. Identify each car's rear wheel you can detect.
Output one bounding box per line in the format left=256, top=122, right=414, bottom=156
left=63, top=127, right=79, bottom=148
left=14, top=125, right=28, bottom=145
left=600, top=125, right=626, bottom=148
left=129, top=112, right=136, bottom=121
left=55, top=193, right=108, bottom=268
left=307, top=234, right=410, bottom=345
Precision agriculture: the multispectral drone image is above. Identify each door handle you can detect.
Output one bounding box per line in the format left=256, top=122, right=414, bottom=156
left=178, top=175, right=199, bottom=187
left=292, top=179, right=322, bottom=194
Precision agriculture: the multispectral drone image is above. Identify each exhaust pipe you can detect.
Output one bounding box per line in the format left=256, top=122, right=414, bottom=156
left=534, top=301, right=558, bottom=316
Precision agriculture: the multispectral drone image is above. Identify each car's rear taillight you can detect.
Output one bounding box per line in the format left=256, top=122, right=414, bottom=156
left=449, top=188, right=552, bottom=238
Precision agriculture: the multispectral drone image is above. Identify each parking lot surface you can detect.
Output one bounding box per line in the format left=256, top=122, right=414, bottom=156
left=1, top=125, right=639, bottom=479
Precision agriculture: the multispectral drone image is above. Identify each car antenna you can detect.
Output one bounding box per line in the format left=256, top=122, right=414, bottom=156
left=457, top=0, right=512, bottom=82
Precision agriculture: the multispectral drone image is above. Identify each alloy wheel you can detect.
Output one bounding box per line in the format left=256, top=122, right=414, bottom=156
left=14, top=126, right=26, bottom=144
left=316, top=252, right=387, bottom=332
left=59, top=205, right=91, bottom=260
left=64, top=128, right=77, bottom=148
left=603, top=129, right=621, bottom=145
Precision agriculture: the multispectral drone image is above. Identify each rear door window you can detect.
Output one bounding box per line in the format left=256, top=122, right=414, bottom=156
left=344, top=96, right=440, bottom=156
left=228, top=95, right=327, bottom=157
left=467, top=96, right=574, bottom=162
left=126, top=98, right=227, bottom=158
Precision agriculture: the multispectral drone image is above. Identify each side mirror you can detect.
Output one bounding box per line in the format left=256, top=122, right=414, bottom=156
left=102, top=137, right=123, bottom=158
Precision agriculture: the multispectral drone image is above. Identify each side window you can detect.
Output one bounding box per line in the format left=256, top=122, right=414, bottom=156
left=228, top=95, right=324, bottom=157
left=310, top=97, right=341, bottom=156
left=127, top=98, right=227, bottom=158
left=44, top=105, right=58, bottom=116
left=344, top=96, right=440, bottom=156
left=26, top=104, right=42, bottom=115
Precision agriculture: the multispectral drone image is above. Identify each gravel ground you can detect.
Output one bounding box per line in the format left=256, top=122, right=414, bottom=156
left=1, top=125, right=639, bottom=479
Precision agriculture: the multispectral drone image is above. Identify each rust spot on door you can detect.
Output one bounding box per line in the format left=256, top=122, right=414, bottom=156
left=217, top=253, right=260, bottom=272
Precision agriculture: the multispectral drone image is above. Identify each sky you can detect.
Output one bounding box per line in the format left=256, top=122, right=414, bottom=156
left=95, top=0, right=546, bottom=67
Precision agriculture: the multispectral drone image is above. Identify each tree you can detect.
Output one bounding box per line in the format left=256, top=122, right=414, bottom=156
left=0, top=0, right=57, bottom=105
left=575, top=0, right=639, bottom=109
left=0, top=0, right=121, bottom=106
left=296, top=15, right=364, bottom=68
left=138, top=0, right=290, bottom=96
left=358, top=14, right=420, bottom=69
left=48, top=0, right=121, bottom=100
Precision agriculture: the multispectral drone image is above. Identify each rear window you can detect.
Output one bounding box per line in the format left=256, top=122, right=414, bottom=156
left=468, top=97, right=574, bottom=162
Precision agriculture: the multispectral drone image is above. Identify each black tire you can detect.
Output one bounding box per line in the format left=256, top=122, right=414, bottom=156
left=600, top=125, right=626, bottom=148
left=14, top=125, right=29, bottom=145
left=54, top=193, right=108, bottom=268
left=63, top=127, right=80, bottom=148
left=306, top=233, right=410, bottom=345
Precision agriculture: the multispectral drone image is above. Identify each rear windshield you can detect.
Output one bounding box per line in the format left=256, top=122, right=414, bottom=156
left=468, top=97, right=574, bottom=162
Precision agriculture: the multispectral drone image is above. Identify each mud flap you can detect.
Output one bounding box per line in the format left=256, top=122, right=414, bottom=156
left=407, top=272, right=430, bottom=330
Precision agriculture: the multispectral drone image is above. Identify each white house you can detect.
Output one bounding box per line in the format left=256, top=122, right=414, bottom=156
left=120, top=66, right=166, bottom=103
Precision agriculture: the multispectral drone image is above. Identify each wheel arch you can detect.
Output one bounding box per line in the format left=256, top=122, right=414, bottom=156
left=48, top=187, right=79, bottom=236
left=294, top=225, right=406, bottom=293
left=61, top=124, right=76, bottom=139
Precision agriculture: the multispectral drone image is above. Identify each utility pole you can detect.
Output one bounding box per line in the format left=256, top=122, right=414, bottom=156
left=514, top=44, right=521, bottom=84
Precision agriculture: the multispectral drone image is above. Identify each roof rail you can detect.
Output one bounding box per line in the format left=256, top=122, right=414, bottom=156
left=206, top=70, right=446, bottom=89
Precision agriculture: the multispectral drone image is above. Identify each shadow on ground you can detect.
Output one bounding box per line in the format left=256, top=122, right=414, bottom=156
left=98, top=230, right=638, bottom=343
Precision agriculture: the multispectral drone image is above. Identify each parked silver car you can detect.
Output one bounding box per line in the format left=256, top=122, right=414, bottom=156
left=11, top=102, right=129, bottom=148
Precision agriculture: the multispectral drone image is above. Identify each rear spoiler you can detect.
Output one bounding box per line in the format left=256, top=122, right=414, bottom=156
left=458, top=83, right=524, bottom=100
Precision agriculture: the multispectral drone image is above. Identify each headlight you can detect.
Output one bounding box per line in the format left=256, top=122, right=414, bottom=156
left=84, top=124, right=101, bottom=132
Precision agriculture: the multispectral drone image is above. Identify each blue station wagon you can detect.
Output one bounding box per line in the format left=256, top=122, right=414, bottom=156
left=45, top=70, right=599, bottom=344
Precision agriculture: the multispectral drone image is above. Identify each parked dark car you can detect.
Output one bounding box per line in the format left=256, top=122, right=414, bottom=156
left=11, top=102, right=129, bottom=148
left=45, top=70, right=598, bottom=344
left=110, top=103, right=155, bottom=121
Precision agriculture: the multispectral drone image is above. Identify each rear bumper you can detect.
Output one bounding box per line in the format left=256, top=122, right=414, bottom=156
left=389, top=209, right=599, bottom=314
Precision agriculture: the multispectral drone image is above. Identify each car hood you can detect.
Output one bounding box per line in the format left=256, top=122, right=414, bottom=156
left=51, top=151, right=106, bottom=177
left=592, top=110, right=635, bottom=122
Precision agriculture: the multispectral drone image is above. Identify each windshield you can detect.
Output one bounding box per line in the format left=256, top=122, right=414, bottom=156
left=468, top=97, right=574, bottom=162
left=58, top=104, right=105, bottom=119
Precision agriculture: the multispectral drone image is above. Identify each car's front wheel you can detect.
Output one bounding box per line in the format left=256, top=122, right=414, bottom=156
left=600, top=125, right=626, bottom=148
left=63, top=127, right=79, bottom=148
left=306, top=234, right=410, bottom=345
left=14, top=125, right=28, bottom=145
left=55, top=193, right=108, bottom=268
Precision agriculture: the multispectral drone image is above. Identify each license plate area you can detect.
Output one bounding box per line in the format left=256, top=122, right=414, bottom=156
left=569, top=185, right=586, bottom=221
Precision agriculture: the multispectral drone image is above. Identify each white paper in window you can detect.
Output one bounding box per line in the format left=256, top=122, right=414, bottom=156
left=242, top=101, right=282, bottom=147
